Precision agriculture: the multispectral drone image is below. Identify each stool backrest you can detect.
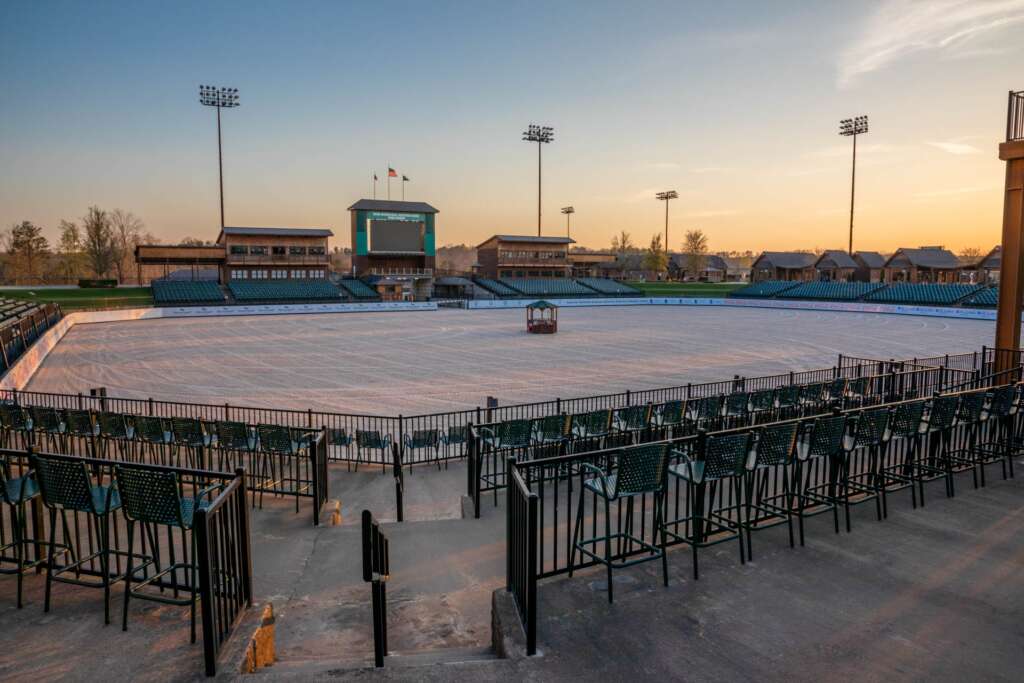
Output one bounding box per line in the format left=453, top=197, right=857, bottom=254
left=114, top=464, right=183, bottom=527
left=31, top=453, right=95, bottom=513
left=611, top=443, right=669, bottom=497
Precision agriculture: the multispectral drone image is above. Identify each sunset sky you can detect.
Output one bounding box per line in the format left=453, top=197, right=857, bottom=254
left=2, top=1, right=1022, bottom=254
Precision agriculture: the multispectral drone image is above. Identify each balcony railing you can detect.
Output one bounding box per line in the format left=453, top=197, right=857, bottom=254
left=368, top=267, right=433, bottom=277
left=226, top=253, right=328, bottom=265
left=1009, top=90, right=1024, bottom=142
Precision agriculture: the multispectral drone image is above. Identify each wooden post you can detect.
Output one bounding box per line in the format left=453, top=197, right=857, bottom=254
left=994, top=92, right=1024, bottom=373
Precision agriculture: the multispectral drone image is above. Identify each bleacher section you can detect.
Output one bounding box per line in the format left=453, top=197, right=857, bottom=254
left=502, top=278, right=597, bottom=297
left=0, top=298, right=62, bottom=373
left=962, top=287, right=998, bottom=308
left=228, top=280, right=343, bottom=302
left=864, top=283, right=982, bottom=306
left=729, top=280, right=801, bottom=298
left=336, top=279, right=380, bottom=300
left=475, top=278, right=520, bottom=298
left=778, top=281, right=885, bottom=301
left=576, top=278, right=642, bottom=296
left=152, top=280, right=226, bottom=305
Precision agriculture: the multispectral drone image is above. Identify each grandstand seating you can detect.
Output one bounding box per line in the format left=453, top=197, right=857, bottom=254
left=961, top=287, right=998, bottom=307
left=0, top=298, right=62, bottom=372
left=778, top=281, right=885, bottom=301
left=336, top=279, right=380, bottom=300
left=474, top=278, right=519, bottom=298
left=228, top=280, right=343, bottom=302
left=501, top=278, right=596, bottom=297
left=864, top=283, right=983, bottom=306
left=152, top=280, right=226, bottom=305
left=728, top=280, right=801, bottom=298
left=576, top=278, right=641, bottom=296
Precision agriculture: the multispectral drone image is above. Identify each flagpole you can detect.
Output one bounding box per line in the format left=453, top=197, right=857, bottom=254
left=387, top=163, right=391, bottom=200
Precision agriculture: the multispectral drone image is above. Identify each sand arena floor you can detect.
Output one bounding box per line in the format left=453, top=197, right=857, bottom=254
left=24, top=306, right=992, bottom=415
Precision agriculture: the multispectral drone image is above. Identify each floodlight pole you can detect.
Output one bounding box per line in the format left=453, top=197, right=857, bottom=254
left=561, top=206, right=574, bottom=238
left=523, top=124, right=554, bottom=236
left=656, top=191, right=678, bottom=269
left=198, top=85, right=240, bottom=230
left=840, top=115, right=869, bottom=255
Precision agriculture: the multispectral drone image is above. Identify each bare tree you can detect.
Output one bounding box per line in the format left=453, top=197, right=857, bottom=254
left=610, top=231, right=635, bottom=256
left=82, top=206, right=116, bottom=278
left=57, top=220, right=84, bottom=282
left=958, top=246, right=983, bottom=265
left=110, top=209, right=145, bottom=283
left=684, top=229, right=709, bottom=278
left=2, top=221, right=50, bottom=283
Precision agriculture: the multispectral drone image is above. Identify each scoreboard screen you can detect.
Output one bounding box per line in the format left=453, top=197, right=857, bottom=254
left=370, top=220, right=424, bottom=252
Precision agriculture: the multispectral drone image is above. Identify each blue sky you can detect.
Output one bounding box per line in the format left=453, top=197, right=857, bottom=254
left=2, top=1, right=1022, bottom=252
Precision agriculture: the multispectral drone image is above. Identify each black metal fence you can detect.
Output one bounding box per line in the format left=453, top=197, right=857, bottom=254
left=505, top=379, right=1021, bottom=652
left=361, top=509, right=390, bottom=668
left=468, top=364, right=969, bottom=517
left=0, top=448, right=252, bottom=677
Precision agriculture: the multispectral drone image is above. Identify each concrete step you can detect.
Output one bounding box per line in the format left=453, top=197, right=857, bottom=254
left=264, top=646, right=498, bottom=677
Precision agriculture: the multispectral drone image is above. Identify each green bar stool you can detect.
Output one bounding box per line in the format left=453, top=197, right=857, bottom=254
left=568, top=442, right=670, bottom=603
left=665, top=430, right=751, bottom=580
left=0, top=453, right=43, bottom=608
left=114, top=463, right=223, bottom=644
left=404, top=429, right=441, bottom=470
left=743, top=421, right=799, bottom=559
left=791, top=414, right=848, bottom=544
left=30, top=452, right=123, bottom=624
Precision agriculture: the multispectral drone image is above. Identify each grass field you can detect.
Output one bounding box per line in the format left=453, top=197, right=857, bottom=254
left=0, top=287, right=153, bottom=311
left=627, top=281, right=744, bottom=297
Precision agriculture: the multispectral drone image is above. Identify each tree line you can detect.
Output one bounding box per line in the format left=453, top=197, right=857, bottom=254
left=2, top=207, right=156, bottom=285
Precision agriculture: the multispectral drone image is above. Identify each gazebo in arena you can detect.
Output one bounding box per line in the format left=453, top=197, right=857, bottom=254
left=526, top=300, right=558, bottom=334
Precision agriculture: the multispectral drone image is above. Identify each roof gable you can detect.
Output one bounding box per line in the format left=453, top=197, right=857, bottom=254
left=884, top=247, right=960, bottom=270
left=347, top=199, right=439, bottom=214
left=853, top=251, right=885, bottom=268
left=753, top=251, right=817, bottom=269
left=815, top=250, right=857, bottom=269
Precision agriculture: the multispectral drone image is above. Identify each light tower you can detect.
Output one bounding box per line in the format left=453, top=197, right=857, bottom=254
left=198, top=85, right=240, bottom=229
left=522, top=124, right=554, bottom=236
left=839, top=115, right=869, bottom=255
left=655, top=191, right=678, bottom=258
left=561, top=206, right=575, bottom=238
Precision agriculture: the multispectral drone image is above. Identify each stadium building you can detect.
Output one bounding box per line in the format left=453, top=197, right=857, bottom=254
left=476, top=234, right=575, bottom=279
left=348, top=199, right=438, bottom=300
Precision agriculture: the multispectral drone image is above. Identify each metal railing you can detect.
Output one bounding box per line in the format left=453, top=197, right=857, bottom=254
left=361, top=509, right=390, bottom=668
left=0, top=449, right=251, bottom=677
left=505, top=379, right=1020, bottom=651
left=1008, top=90, right=1024, bottom=142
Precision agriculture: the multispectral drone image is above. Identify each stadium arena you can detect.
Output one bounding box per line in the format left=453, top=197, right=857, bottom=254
left=25, top=304, right=992, bottom=414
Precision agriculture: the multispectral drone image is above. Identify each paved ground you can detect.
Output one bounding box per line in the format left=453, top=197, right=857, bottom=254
left=25, top=306, right=992, bottom=415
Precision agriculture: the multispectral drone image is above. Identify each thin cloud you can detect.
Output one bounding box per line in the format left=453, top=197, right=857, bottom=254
left=689, top=166, right=732, bottom=174
left=839, top=0, right=1024, bottom=87
left=926, top=140, right=982, bottom=155
left=643, top=161, right=682, bottom=171
left=805, top=143, right=900, bottom=159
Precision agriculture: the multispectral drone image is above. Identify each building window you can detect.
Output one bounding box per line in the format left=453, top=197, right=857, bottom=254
left=250, top=246, right=268, bottom=256
left=309, top=246, right=325, bottom=256
left=230, top=245, right=248, bottom=255
left=289, top=246, right=307, bottom=256
left=231, top=269, right=247, bottom=279
left=272, top=246, right=286, bottom=256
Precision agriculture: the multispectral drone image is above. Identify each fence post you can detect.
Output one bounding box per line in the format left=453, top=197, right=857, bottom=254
left=625, top=389, right=631, bottom=406
left=466, top=422, right=475, bottom=498
left=391, top=443, right=404, bottom=523
left=506, top=456, right=516, bottom=591
left=147, top=397, right=154, bottom=416
left=224, top=403, right=230, bottom=421
left=194, top=506, right=218, bottom=676
left=526, top=485, right=538, bottom=657
left=235, top=469, right=254, bottom=604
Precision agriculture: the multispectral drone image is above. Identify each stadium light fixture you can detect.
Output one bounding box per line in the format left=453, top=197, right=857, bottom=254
left=198, top=85, right=241, bottom=229
left=561, top=206, right=575, bottom=238
left=656, top=191, right=678, bottom=265
left=523, top=124, right=554, bottom=236
left=839, top=115, right=868, bottom=255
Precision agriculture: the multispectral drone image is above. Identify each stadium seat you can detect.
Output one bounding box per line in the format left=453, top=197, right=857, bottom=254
left=151, top=280, right=226, bottom=305
left=575, top=278, right=642, bottom=296
left=501, top=278, right=596, bottom=298
left=961, top=287, right=998, bottom=307
left=864, top=283, right=983, bottom=306
left=778, top=281, right=885, bottom=301
left=474, top=278, right=520, bottom=298
left=228, top=280, right=343, bottom=302
left=336, top=279, right=380, bottom=300
left=728, top=281, right=801, bottom=298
